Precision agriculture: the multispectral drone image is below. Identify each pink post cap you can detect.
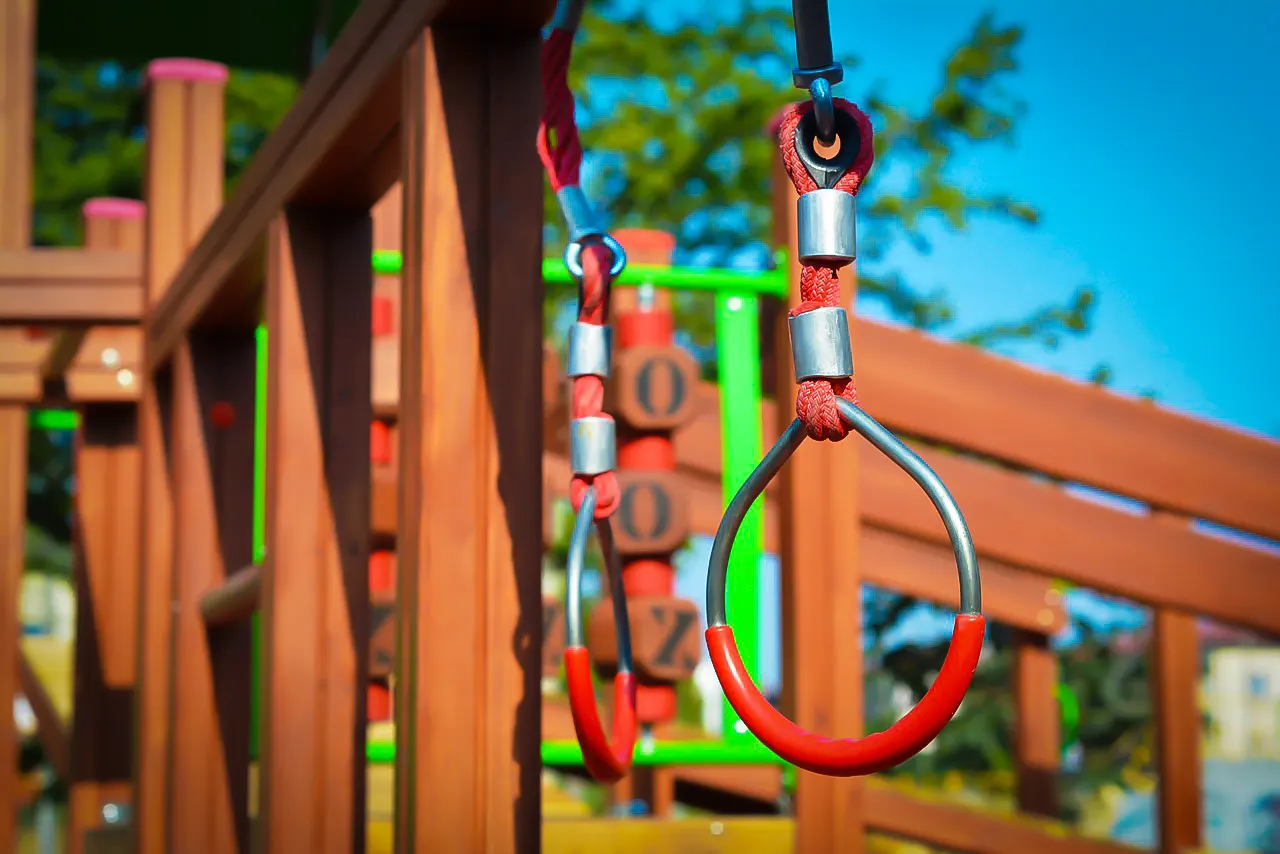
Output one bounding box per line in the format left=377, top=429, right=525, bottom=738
left=146, top=58, right=229, bottom=84
left=82, top=198, right=145, bottom=220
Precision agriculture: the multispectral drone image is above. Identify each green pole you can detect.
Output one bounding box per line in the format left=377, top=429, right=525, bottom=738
left=713, top=292, right=765, bottom=742
left=249, top=325, right=267, bottom=759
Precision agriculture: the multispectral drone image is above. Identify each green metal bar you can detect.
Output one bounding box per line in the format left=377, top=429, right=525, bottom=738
left=249, top=252, right=787, bottom=769
left=28, top=409, right=80, bottom=431
left=249, top=324, right=267, bottom=759
left=363, top=737, right=785, bottom=767
left=370, top=249, right=787, bottom=299
left=713, top=292, right=765, bottom=743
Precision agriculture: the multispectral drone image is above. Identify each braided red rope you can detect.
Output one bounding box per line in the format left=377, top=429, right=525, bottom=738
left=538, top=25, right=620, bottom=518
left=778, top=98, right=876, bottom=441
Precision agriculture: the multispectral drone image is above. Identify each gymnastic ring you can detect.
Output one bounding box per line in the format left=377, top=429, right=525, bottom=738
left=564, top=484, right=638, bottom=782
left=705, top=397, right=986, bottom=776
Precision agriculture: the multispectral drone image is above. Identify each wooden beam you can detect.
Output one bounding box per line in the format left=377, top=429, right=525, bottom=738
left=863, top=778, right=1141, bottom=854
left=771, top=154, right=864, bottom=852
left=143, top=0, right=484, bottom=372
left=55, top=200, right=146, bottom=402
left=259, top=207, right=372, bottom=853
left=17, top=649, right=70, bottom=780
left=1012, top=629, right=1061, bottom=817
left=168, top=330, right=257, bottom=854
left=0, top=0, right=34, bottom=250
left=0, top=369, right=39, bottom=402
left=133, top=59, right=228, bottom=854
left=0, top=248, right=142, bottom=324
left=579, top=382, right=1280, bottom=634
left=69, top=404, right=140, bottom=854
left=1151, top=511, right=1203, bottom=854
left=394, top=28, right=543, bottom=853
left=0, top=405, right=27, bottom=849
left=40, top=329, right=89, bottom=380
left=853, top=320, right=1280, bottom=542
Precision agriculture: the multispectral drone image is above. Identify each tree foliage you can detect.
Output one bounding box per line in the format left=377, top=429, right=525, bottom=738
left=556, top=3, right=1096, bottom=358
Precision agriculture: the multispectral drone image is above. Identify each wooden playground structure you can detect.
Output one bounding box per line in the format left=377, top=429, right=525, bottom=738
left=2, top=0, right=1280, bottom=851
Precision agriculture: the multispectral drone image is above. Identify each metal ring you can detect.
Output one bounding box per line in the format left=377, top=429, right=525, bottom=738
left=566, top=486, right=634, bottom=671
left=563, top=485, right=638, bottom=782
left=564, top=233, right=627, bottom=281
left=703, top=401, right=985, bottom=777
left=707, top=402, right=980, bottom=625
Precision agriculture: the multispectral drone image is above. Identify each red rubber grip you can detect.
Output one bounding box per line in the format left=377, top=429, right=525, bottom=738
left=705, top=614, right=986, bottom=776
left=564, top=647, right=637, bottom=782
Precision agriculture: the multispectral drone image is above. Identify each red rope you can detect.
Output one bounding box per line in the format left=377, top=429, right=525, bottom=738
left=538, top=24, right=620, bottom=518
left=778, top=98, right=876, bottom=441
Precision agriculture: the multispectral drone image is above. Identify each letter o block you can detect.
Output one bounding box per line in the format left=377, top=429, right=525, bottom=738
left=613, top=345, right=700, bottom=430
left=612, top=470, right=689, bottom=556
left=588, top=595, right=702, bottom=684
left=369, top=590, right=396, bottom=678
left=542, top=596, right=567, bottom=678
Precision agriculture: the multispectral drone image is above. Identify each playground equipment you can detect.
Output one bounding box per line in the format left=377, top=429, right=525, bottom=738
left=3, top=0, right=1280, bottom=851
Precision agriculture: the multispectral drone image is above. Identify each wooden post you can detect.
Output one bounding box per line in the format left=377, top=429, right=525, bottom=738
left=168, top=327, right=257, bottom=854
left=258, top=206, right=372, bottom=854
left=133, top=58, right=229, bottom=854
left=395, top=28, right=544, bottom=853
left=0, top=0, right=34, bottom=249
left=1151, top=511, right=1203, bottom=853
left=1012, top=629, right=1061, bottom=817
left=68, top=199, right=145, bottom=854
left=0, top=406, right=25, bottom=852
left=771, top=151, right=865, bottom=851
left=0, top=2, right=33, bottom=847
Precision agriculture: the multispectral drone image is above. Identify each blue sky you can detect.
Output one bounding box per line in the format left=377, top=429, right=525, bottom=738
left=832, top=1, right=1280, bottom=439
left=592, top=1, right=1280, bottom=691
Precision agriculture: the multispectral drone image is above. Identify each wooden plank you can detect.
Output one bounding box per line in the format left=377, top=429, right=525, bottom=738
left=541, top=816, right=795, bottom=853
left=0, top=329, right=50, bottom=368
left=161, top=55, right=250, bottom=854
left=0, top=248, right=142, bottom=324
left=0, top=0, right=34, bottom=250
left=69, top=404, right=139, bottom=854
left=394, top=28, right=543, bottom=853
left=863, top=778, right=1141, bottom=854
left=41, top=328, right=89, bottom=380
left=143, top=0, right=477, bottom=370
left=1151, top=510, right=1203, bottom=854
left=1152, top=605, right=1203, bottom=853
left=64, top=369, right=140, bottom=402
left=592, top=381, right=1280, bottom=634
left=168, top=331, right=257, bottom=854
left=1012, top=630, right=1060, bottom=817
left=260, top=206, right=372, bottom=854
left=133, top=61, right=228, bottom=854
left=17, top=648, right=70, bottom=778
left=0, top=369, right=39, bottom=401
left=771, top=158, right=864, bottom=852
left=853, top=320, right=1280, bottom=542
left=0, top=405, right=26, bottom=850
left=58, top=203, right=145, bottom=402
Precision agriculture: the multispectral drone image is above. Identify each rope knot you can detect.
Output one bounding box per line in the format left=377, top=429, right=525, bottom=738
left=778, top=97, right=876, bottom=442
